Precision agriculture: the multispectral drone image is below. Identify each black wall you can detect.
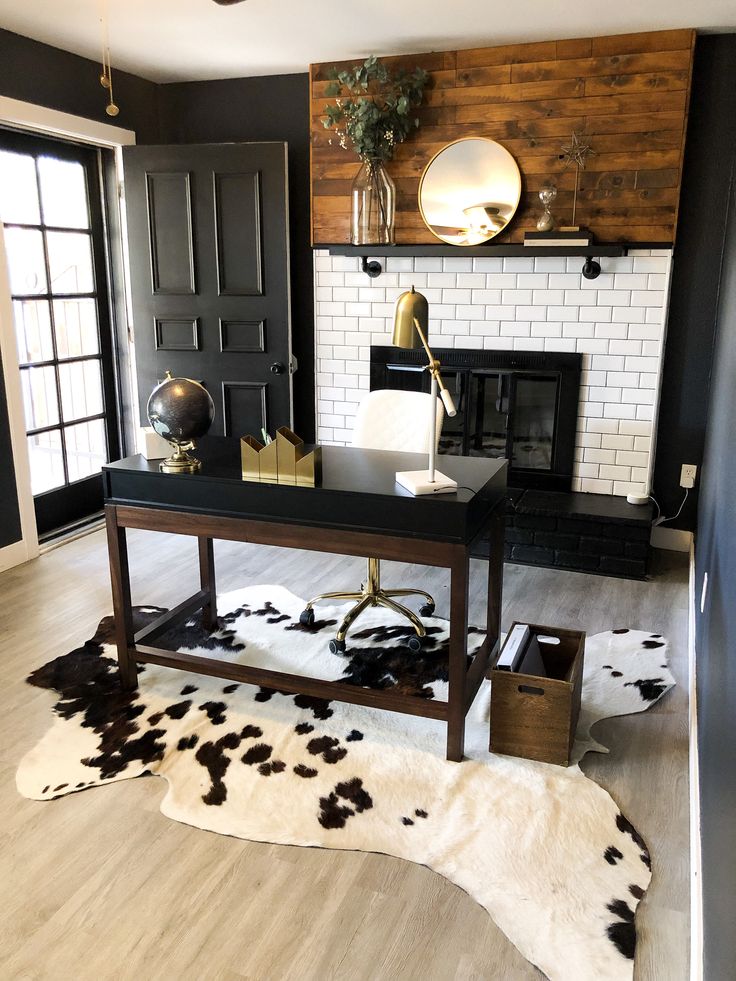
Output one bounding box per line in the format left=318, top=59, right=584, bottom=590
left=695, top=164, right=736, bottom=979
left=158, top=74, right=314, bottom=439
left=652, top=36, right=736, bottom=530
left=0, top=28, right=160, bottom=142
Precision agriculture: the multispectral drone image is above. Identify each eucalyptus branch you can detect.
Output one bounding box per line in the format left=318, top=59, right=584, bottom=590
left=322, top=55, right=428, bottom=163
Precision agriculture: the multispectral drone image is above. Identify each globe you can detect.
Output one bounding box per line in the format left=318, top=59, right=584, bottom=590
left=147, top=371, right=215, bottom=473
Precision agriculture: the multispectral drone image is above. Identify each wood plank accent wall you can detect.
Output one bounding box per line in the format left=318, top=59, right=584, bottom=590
left=309, top=29, right=695, bottom=246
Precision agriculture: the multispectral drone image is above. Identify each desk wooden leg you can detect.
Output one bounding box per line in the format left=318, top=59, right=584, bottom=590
left=105, top=505, right=137, bottom=690
left=447, top=550, right=470, bottom=762
left=198, top=536, right=217, bottom=631
left=487, top=505, right=505, bottom=667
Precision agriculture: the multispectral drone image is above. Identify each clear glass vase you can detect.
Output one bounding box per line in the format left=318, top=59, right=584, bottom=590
left=350, top=158, right=395, bottom=246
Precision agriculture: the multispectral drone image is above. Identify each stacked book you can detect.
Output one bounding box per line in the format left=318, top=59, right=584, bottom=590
left=523, top=229, right=592, bottom=248
left=495, top=623, right=549, bottom=677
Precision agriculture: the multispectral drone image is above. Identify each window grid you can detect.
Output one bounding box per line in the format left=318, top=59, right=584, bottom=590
left=6, top=151, right=108, bottom=492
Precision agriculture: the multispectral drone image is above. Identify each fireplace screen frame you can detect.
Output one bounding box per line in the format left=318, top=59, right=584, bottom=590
left=369, top=346, right=582, bottom=491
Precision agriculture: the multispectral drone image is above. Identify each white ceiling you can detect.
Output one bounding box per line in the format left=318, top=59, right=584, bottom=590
left=1, top=0, right=735, bottom=83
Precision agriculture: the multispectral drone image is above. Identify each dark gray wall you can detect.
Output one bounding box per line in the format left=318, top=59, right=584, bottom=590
left=652, top=36, right=736, bottom=530
left=695, top=159, right=736, bottom=980
left=157, top=74, right=314, bottom=439
left=0, top=28, right=161, bottom=142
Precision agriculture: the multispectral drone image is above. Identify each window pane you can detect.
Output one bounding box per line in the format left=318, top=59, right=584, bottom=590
left=65, top=418, right=106, bottom=482
left=20, top=365, right=59, bottom=430
left=38, top=156, right=89, bottom=229
left=27, top=429, right=65, bottom=494
left=53, top=298, right=99, bottom=359
left=0, top=150, right=40, bottom=225
left=4, top=227, right=47, bottom=295
left=47, top=231, right=94, bottom=293
left=13, top=300, right=53, bottom=364
left=59, top=359, right=103, bottom=421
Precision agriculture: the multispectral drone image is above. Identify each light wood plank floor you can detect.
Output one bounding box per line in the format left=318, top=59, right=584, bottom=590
left=0, top=531, right=689, bottom=980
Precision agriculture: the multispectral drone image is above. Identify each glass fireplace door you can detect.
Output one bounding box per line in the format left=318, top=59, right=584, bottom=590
left=468, top=372, right=509, bottom=459
left=509, top=375, right=558, bottom=472
left=469, top=370, right=560, bottom=473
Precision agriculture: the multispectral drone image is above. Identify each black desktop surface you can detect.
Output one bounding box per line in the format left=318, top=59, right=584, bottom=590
left=104, top=437, right=507, bottom=544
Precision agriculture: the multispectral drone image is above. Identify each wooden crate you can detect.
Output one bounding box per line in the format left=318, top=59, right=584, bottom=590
left=489, top=623, right=585, bottom=766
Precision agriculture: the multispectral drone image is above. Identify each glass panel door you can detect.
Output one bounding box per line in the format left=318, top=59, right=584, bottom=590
left=468, top=372, right=509, bottom=459
left=437, top=370, right=465, bottom=455
left=0, top=130, right=119, bottom=536
left=510, top=375, right=558, bottom=471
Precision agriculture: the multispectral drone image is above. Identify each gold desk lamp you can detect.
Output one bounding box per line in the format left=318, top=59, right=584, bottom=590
left=392, top=287, right=458, bottom=495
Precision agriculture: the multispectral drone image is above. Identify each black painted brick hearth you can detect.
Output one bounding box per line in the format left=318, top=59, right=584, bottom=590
left=493, top=489, right=653, bottom=579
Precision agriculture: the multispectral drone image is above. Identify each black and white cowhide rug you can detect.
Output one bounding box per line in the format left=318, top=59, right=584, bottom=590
left=16, top=585, right=675, bottom=981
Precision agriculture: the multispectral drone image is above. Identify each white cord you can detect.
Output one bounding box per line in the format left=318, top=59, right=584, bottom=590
left=654, top=487, right=689, bottom=526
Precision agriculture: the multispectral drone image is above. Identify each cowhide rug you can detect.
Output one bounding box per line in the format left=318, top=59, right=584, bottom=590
left=16, top=585, right=675, bottom=981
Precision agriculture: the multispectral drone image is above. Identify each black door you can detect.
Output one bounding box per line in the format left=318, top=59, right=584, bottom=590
left=0, top=129, right=120, bottom=537
left=123, top=143, right=292, bottom=439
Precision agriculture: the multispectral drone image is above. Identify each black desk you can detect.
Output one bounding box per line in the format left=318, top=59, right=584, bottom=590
left=103, top=437, right=507, bottom=761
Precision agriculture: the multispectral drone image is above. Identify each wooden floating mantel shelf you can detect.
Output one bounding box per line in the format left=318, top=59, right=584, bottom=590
left=322, top=244, right=646, bottom=258
left=320, top=242, right=672, bottom=281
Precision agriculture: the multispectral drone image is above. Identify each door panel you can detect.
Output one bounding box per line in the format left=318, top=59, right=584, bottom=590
left=124, top=143, right=292, bottom=439
left=146, top=172, right=196, bottom=295
left=154, top=317, right=200, bottom=352
left=214, top=172, right=262, bottom=295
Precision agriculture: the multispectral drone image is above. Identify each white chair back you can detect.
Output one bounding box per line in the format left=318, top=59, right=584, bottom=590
left=351, top=389, right=443, bottom=453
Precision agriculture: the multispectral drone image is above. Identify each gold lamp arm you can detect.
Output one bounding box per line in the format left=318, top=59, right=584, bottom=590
left=412, top=317, right=457, bottom=417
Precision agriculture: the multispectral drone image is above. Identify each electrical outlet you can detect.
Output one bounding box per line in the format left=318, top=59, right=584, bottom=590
left=680, top=464, right=697, bottom=489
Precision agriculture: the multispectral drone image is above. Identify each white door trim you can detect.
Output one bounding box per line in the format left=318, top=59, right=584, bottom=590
left=0, top=95, right=135, bottom=147
left=0, top=222, right=39, bottom=569
left=689, top=540, right=703, bottom=981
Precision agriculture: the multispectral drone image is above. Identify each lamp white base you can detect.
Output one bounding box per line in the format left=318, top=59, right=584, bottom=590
left=395, top=469, right=458, bottom=496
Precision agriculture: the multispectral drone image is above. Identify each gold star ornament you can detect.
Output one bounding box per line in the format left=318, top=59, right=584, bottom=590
left=560, top=131, right=595, bottom=170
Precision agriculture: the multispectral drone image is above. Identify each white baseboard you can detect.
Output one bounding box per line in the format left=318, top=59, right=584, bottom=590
left=650, top=526, right=693, bottom=552
left=0, top=537, right=37, bottom=573
left=689, top=540, right=703, bottom=981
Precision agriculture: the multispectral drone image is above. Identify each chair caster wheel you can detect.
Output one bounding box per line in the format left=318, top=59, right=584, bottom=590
left=419, top=603, right=435, bottom=617
left=299, top=608, right=315, bottom=626
left=408, top=635, right=422, bottom=653
left=329, top=638, right=346, bottom=654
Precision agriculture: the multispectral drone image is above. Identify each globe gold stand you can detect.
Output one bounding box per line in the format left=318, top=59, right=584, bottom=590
left=160, top=440, right=201, bottom=474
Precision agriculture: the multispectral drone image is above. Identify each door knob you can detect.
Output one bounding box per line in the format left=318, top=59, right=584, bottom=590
left=270, top=362, right=285, bottom=375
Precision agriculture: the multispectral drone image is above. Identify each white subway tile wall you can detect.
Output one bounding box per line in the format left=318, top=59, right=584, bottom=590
left=313, top=249, right=673, bottom=498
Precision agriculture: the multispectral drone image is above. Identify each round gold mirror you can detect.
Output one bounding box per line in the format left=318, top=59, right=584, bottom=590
left=418, top=137, right=522, bottom=245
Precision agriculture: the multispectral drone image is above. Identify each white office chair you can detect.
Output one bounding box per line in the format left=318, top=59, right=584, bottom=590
left=300, top=389, right=444, bottom=653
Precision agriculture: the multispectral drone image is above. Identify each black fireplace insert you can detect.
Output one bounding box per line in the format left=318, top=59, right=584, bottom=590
left=370, top=347, right=582, bottom=491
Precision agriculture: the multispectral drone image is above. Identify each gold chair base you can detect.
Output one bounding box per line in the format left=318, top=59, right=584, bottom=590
left=303, top=557, right=435, bottom=646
